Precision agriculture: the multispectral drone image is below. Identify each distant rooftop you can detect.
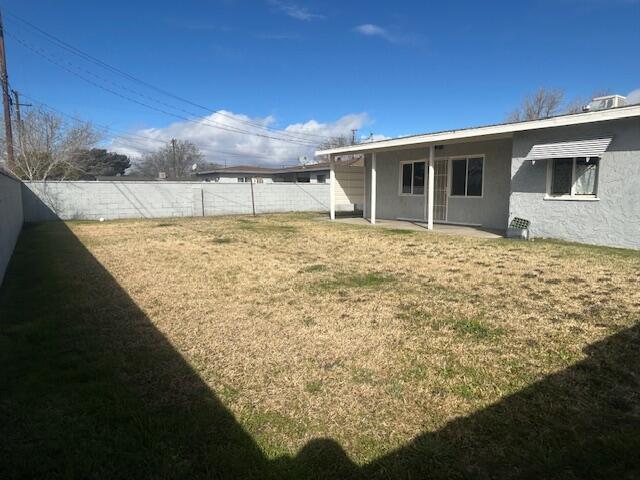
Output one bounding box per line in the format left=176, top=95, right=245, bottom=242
left=196, top=158, right=360, bottom=176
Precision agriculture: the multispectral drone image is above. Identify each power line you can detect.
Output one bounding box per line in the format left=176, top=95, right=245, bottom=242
left=8, top=32, right=319, bottom=147
left=4, top=10, right=334, bottom=142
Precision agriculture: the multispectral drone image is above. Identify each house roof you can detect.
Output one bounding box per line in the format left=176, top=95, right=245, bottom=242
left=274, top=157, right=361, bottom=173
left=316, top=104, right=640, bottom=156
left=196, top=165, right=277, bottom=175
left=196, top=158, right=360, bottom=176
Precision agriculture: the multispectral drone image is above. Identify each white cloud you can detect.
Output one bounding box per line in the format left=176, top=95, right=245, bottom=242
left=267, top=0, right=324, bottom=21
left=354, top=24, right=389, bottom=38
left=626, top=88, right=640, bottom=105
left=354, top=24, right=424, bottom=46
left=108, top=111, right=375, bottom=167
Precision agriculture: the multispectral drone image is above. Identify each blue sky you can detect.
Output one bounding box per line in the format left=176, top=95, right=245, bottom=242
left=4, top=0, right=640, bottom=165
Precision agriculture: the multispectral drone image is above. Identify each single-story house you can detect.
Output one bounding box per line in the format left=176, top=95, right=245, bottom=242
left=194, top=165, right=279, bottom=183
left=195, top=159, right=361, bottom=184
left=317, top=97, right=640, bottom=249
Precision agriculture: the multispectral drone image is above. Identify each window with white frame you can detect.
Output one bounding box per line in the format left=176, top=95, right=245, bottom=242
left=548, top=157, right=599, bottom=197
left=399, top=160, right=425, bottom=195
left=450, top=156, right=484, bottom=197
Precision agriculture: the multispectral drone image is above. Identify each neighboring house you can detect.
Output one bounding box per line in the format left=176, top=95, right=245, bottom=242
left=194, top=165, right=278, bottom=183
left=195, top=159, right=360, bottom=185
left=317, top=96, right=640, bottom=249
left=273, top=163, right=333, bottom=183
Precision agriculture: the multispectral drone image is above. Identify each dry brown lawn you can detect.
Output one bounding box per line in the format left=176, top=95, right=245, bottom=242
left=67, top=213, right=640, bottom=463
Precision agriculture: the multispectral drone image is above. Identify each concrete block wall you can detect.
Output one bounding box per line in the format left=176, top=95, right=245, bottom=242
left=0, top=170, right=23, bottom=285
left=21, top=181, right=337, bottom=222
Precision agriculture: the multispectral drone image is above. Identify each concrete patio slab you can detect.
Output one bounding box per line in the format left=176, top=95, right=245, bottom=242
left=327, top=217, right=504, bottom=239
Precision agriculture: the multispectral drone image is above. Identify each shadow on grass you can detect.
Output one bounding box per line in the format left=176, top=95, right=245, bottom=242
left=1, top=221, right=639, bottom=479
left=0, top=222, right=273, bottom=478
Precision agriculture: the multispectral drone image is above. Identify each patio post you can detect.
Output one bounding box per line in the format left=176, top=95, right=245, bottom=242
left=427, top=145, right=435, bottom=230
left=329, top=155, right=336, bottom=220
left=371, top=152, right=377, bottom=224
left=362, top=154, right=367, bottom=219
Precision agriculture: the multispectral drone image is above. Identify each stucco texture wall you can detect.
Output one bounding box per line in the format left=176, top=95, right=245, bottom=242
left=334, top=164, right=364, bottom=210
left=0, top=170, right=23, bottom=286
left=363, top=139, right=512, bottom=229
left=510, top=117, right=640, bottom=249
left=21, top=181, right=333, bottom=222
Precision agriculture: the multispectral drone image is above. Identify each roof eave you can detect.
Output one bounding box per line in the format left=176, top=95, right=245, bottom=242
left=316, top=105, right=640, bottom=156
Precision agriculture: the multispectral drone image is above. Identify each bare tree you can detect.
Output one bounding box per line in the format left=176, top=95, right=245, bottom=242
left=507, top=87, right=565, bottom=122
left=1, top=107, right=101, bottom=180
left=132, top=139, right=203, bottom=179
left=508, top=87, right=615, bottom=121
left=317, top=134, right=352, bottom=151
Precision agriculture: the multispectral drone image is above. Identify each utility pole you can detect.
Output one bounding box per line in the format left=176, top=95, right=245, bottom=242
left=171, top=138, right=177, bottom=179
left=351, top=128, right=358, bottom=145
left=0, top=9, right=15, bottom=170
left=11, top=90, right=30, bottom=151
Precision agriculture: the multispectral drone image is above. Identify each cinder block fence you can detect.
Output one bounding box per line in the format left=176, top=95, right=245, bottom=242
left=21, top=181, right=332, bottom=221
left=1, top=178, right=344, bottom=287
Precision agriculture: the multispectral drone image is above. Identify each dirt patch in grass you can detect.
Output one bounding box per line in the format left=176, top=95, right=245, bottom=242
left=3, top=213, right=639, bottom=477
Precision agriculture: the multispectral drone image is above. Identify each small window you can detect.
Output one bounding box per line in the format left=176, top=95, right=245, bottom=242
left=401, top=163, right=412, bottom=194
left=467, top=158, right=483, bottom=196
left=450, top=156, right=484, bottom=197
left=549, top=157, right=599, bottom=197
left=451, top=159, right=467, bottom=196
left=551, top=159, right=573, bottom=195
left=399, top=160, right=426, bottom=195
left=413, top=162, right=425, bottom=194
left=575, top=158, right=598, bottom=195
left=316, top=174, right=326, bottom=184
